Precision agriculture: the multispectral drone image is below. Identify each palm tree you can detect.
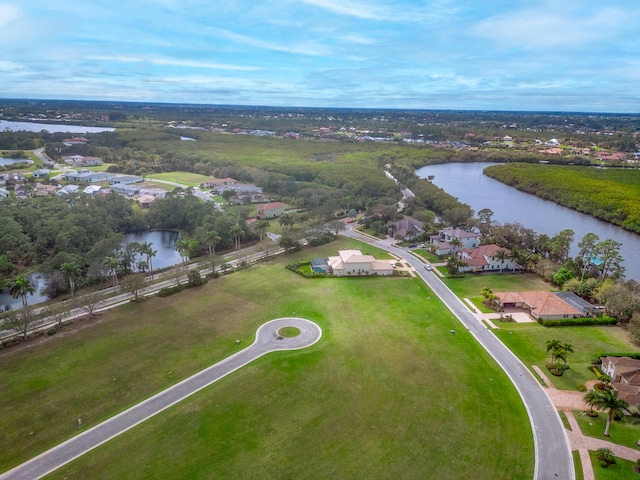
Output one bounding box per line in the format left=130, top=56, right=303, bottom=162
left=60, top=262, right=79, bottom=298
left=205, top=230, right=221, bottom=258
left=253, top=220, right=270, bottom=241
left=10, top=274, right=36, bottom=311
left=584, top=389, right=600, bottom=416
left=449, top=237, right=463, bottom=254
left=105, top=256, right=120, bottom=293
left=545, top=339, right=562, bottom=365
left=583, top=388, right=629, bottom=437
left=278, top=213, right=295, bottom=231
left=141, top=242, right=157, bottom=281
left=230, top=223, right=245, bottom=252
left=494, top=248, right=508, bottom=273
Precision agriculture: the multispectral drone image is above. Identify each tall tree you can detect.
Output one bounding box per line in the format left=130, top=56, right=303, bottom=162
left=141, top=242, right=157, bottom=281
left=9, top=275, right=36, bottom=339
left=583, top=388, right=629, bottom=437
left=60, top=262, right=79, bottom=298
left=105, top=256, right=120, bottom=293
left=278, top=213, right=295, bottom=231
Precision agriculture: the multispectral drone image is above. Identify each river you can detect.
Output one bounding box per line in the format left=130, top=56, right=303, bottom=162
left=415, top=162, right=640, bottom=282
left=0, top=231, right=181, bottom=311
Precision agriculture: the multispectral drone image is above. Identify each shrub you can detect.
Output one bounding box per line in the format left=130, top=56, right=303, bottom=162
left=576, top=384, right=587, bottom=392
left=187, top=269, right=206, bottom=287
left=157, top=285, right=185, bottom=297
left=47, top=328, right=57, bottom=336
left=538, top=316, right=617, bottom=327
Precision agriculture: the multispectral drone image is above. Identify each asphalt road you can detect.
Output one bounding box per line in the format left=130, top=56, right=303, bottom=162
left=342, top=228, right=573, bottom=480
left=0, top=318, right=322, bottom=480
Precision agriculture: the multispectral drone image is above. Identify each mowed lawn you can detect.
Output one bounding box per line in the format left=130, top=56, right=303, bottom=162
left=145, top=171, right=212, bottom=186
left=493, top=322, right=638, bottom=391
left=1, top=242, right=533, bottom=479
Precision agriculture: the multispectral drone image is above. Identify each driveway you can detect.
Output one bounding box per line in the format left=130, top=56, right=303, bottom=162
left=341, top=227, right=574, bottom=480
left=0, top=318, right=322, bottom=480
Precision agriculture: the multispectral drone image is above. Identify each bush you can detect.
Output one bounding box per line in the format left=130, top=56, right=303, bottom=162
left=187, top=269, right=206, bottom=287
left=47, top=328, right=58, bottom=336
left=538, top=315, right=617, bottom=327
left=576, top=384, right=587, bottom=392
left=599, top=460, right=608, bottom=468
left=157, top=285, right=185, bottom=297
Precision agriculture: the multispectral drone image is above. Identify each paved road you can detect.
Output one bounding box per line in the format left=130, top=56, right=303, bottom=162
left=0, top=318, right=322, bottom=480
left=342, top=228, right=573, bottom=480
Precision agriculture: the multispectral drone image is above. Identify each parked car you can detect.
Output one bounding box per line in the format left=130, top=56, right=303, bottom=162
left=424, top=264, right=432, bottom=271
left=408, top=243, right=417, bottom=248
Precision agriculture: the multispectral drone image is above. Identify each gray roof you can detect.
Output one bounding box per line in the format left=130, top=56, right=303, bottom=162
left=553, top=291, right=599, bottom=314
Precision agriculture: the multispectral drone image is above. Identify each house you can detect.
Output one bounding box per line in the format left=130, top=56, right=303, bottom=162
left=256, top=202, right=286, bottom=219
left=217, top=183, right=262, bottom=195
left=63, top=137, right=89, bottom=146
left=394, top=218, right=424, bottom=240
left=35, top=183, right=58, bottom=196
left=14, top=184, right=31, bottom=198
left=327, top=250, right=395, bottom=277
left=0, top=187, right=9, bottom=198
left=83, top=185, right=102, bottom=195
left=202, top=177, right=237, bottom=189
left=457, top=244, right=516, bottom=273
left=56, top=185, right=80, bottom=195
left=62, top=171, right=114, bottom=183
left=600, top=356, right=640, bottom=382
left=494, top=291, right=584, bottom=321
left=137, top=195, right=155, bottom=208
left=109, top=175, right=143, bottom=185
left=110, top=184, right=140, bottom=196
left=32, top=169, right=50, bottom=178
left=429, top=228, right=480, bottom=255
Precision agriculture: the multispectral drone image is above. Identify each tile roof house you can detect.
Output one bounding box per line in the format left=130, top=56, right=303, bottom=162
left=256, top=201, right=286, bottom=219
left=494, top=291, right=585, bottom=321
left=457, top=244, right=516, bottom=273
left=394, top=218, right=424, bottom=240
left=202, top=177, right=237, bottom=188
left=600, top=356, right=640, bottom=407
left=137, top=195, right=155, bottom=208
left=327, top=250, right=395, bottom=277
left=429, top=228, right=480, bottom=255
left=35, top=183, right=58, bottom=196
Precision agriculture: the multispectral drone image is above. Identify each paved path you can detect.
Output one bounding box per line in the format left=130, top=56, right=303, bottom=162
left=0, top=318, right=322, bottom=480
left=342, top=227, right=574, bottom=480
left=533, top=365, right=640, bottom=479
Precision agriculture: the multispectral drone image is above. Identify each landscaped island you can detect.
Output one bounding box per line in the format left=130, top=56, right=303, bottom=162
left=484, top=163, right=640, bottom=234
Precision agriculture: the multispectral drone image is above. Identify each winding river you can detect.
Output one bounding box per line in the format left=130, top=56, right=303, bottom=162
left=415, top=162, right=640, bottom=282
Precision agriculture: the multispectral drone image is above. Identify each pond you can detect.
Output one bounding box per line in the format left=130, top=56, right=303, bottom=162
left=0, top=158, right=34, bottom=166
left=0, top=230, right=181, bottom=311
left=415, top=162, right=640, bottom=281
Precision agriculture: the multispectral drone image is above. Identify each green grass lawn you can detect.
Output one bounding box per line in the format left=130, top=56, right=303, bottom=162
left=574, top=411, right=640, bottom=451
left=0, top=240, right=533, bottom=479
left=146, top=171, right=212, bottom=186
left=573, top=450, right=584, bottom=480
left=589, top=451, right=638, bottom=479
left=493, top=323, right=638, bottom=390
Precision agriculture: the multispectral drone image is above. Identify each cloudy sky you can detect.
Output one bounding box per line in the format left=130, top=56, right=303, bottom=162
left=2, top=0, right=639, bottom=112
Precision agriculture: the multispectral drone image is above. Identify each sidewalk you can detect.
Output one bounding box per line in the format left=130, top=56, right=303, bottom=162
left=532, top=365, right=640, bottom=479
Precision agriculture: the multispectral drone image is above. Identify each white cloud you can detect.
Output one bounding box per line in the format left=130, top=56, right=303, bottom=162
left=208, top=28, right=334, bottom=57
left=86, top=54, right=261, bottom=71
left=0, top=4, right=20, bottom=28
left=301, top=0, right=385, bottom=20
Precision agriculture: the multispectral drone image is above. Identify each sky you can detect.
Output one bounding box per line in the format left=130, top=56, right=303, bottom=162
left=1, top=0, right=639, bottom=113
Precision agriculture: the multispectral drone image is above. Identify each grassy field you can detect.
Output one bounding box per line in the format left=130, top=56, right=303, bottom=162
left=492, top=322, right=638, bottom=390
left=589, top=451, right=638, bottom=479
left=0, top=240, right=533, bottom=479
left=146, top=171, right=213, bottom=186
left=574, top=410, right=640, bottom=451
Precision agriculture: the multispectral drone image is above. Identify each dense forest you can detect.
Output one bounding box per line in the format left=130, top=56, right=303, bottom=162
left=484, top=164, right=640, bottom=233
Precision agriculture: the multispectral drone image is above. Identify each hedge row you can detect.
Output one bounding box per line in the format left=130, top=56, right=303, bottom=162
left=538, top=315, right=617, bottom=327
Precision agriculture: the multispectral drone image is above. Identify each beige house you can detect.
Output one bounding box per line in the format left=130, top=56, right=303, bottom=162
left=327, top=250, right=395, bottom=277
left=257, top=201, right=285, bottom=219
left=494, top=291, right=584, bottom=321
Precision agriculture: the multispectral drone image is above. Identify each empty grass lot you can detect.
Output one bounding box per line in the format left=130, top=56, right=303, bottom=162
left=493, top=322, right=638, bottom=391
left=1, top=240, right=533, bottom=479
left=145, top=171, right=213, bottom=186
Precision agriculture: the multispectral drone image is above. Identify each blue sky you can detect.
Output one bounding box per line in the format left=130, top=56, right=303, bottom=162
left=2, top=0, right=639, bottom=112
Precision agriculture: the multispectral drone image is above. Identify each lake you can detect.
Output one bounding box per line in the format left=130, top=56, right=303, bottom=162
left=0, top=120, right=114, bottom=134
left=415, top=162, right=640, bottom=281
left=0, top=158, right=34, bottom=166
left=0, top=230, right=181, bottom=311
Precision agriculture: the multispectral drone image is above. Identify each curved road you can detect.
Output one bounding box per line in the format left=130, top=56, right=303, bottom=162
left=342, top=228, right=573, bottom=480
left=0, top=318, right=322, bottom=480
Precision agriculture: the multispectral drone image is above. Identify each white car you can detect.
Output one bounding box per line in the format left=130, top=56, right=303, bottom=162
left=424, top=264, right=432, bottom=271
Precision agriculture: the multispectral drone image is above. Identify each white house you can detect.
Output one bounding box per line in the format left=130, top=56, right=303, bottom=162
left=429, top=228, right=480, bottom=255
left=257, top=201, right=286, bottom=219
left=327, top=250, right=395, bottom=276
left=457, top=244, right=517, bottom=273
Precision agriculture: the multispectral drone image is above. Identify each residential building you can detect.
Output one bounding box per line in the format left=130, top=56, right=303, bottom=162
left=32, top=169, right=50, bottom=178
left=256, top=201, right=286, bottom=219
left=56, top=185, right=80, bottom=195
left=327, top=250, right=395, bottom=276
left=0, top=187, right=9, bottom=198
left=62, top=171, right=114, bottom=183
left=429, top=228, right=480, bottom=255
left=202, top=177, right=237, bottom=189
left=394, top=218, right=424, bottom=240
left=83, top=185, right=102, bottom=195
left=457, top=244, right=516, bottom=273
left=137, top=195, right=155, bottom=208
left=109, top=184, right=140, bottom=196
left=109, top=175, right=143, bottom=185
left=494, top=291, right=585, bottom=321
left=35, top=183, right=58, bottom=196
